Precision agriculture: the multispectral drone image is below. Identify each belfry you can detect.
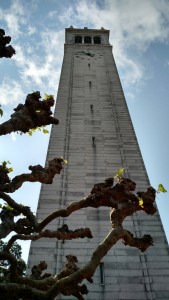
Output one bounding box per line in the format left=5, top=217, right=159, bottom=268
left=28, top=27, right=169, bottom=299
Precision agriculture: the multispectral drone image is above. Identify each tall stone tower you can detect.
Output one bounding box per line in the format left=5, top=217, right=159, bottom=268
left=28, top=27, right=169, bottom=299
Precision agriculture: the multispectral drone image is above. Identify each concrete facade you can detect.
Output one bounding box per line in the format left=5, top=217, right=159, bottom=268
left=28, top=27, right=169, bottom=299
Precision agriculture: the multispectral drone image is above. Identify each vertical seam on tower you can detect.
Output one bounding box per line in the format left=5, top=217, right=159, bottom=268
left=54, top=49, right=74, bottom=281
left=104, top=48, right=127, bottom=175
left=104, top=48, right=153, bottom=300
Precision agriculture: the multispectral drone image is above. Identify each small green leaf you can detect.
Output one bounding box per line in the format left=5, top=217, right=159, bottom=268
left=114, top=168, right=124, bottom=179
left=27, top=126, right=49, bottom=136
left=1, top=161, right=13, bottom=172
left=5, top=204, right=13, bottom=211
left=7, top=167, right=13, bottom=173
left=35, top=110, right=41, bottom=113
left=43, top=128, right=49, bottom=134
left=44, top=93, right=54, bottom=100
left=1, top=161, right=7, bottom=169
left=60, top=156, right=68, bottom=164
left=138, top=197, right=144, bottom=208
left=157, top=184, right=167, bottom=193
left=28, top=130, right=33, bottom=136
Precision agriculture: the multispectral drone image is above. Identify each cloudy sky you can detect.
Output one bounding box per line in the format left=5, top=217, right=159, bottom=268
left=0, top=0, right=169, bottom=262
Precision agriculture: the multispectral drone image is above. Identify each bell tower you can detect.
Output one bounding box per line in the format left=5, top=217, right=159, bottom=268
left=28, top=27, right=169, bottom=299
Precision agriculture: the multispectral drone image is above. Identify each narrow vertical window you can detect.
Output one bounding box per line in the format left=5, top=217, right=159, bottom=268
left=94, top=36, right=101, bottom=44
left=75, top=36, right=82, bottom=43
left=99, top=262, right=105, bottom=285
left=84, top=36, right=91, bottom=43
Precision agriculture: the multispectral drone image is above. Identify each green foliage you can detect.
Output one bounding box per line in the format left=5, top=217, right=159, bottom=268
left=27, top=126, right=49, bottom=136
left=0, top=203, right=15, bottom=212
left=0, top=241, right=26, bottom=283
left=32, top=91, right=54, bottom=100
left=114, top=168, right=124, bottom=180
left=4, top=203, right=13, bottom=211
left=138, top=197, right=144, bottom=208
left=157, top=184, right=167, bottom=193
left=60, top=156, right=68, bottom=164
left=1, top=161, right=13, bottom=173
left=0, top=202, right=17, bottom=212
left=44, top=93, right=54, bottom=99
left=27, top=128, right=37, bottom=136
left=43, top=128, right=49, bottom=134
left=0, top=105, right=3, bottom=117
left=0, top=241, right=22, bottom=260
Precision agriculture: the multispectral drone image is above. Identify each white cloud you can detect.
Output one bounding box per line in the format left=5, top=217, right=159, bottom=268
left=0, top=0, right=26, bottom=38
left=27, top=25, right=36, bottom=36
left=0, top=2, right=64, bottom=98
left=0, top=0, right=36, bottom=40
left=67, top=0, right=169, bottom=85
left=13, top=44, right=26, bottom=65
left=44, top=0, right=168, bottom=92
left=74, top=0, right=169, bottom=46
left=13, top=30, right=64, bottom=95
left=2, top=0, right=169, bottom=96
left=0, top=80, right=25, bottom=106
left=58, top=6, right=75, bottom=24
left=117, top=51, right=143, bottom=85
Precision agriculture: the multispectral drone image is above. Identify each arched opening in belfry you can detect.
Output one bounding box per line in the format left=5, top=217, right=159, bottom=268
left=84, top=36, right=91, bottom=44
left=75, top=36, right=82, bottom=43
left=94, top=36, right=101, bottom=44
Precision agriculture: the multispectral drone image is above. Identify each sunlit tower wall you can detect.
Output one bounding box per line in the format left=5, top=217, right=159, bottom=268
left=28, top=27, right=169, bottom=300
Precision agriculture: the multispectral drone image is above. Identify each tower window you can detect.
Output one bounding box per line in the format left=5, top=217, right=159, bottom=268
left=84, top=36, right=91, bottom=44
left=99, top=262, right=105, bottom=285
left=75, top=36, right=82, bottom=43
left=94, top=36, right=101, bottom=44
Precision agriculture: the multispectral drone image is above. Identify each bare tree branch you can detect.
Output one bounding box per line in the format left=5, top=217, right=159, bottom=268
left=0, top=252, right=18, bottom=280
left=5, top=227, right=93, bottom=252
left=38, top=178, right=156, bottom=231
left=0, top=92, right=59, bottom=136
left=0, top=224, right=154, bottom=299
left=0, top=177, right=157, bottom=299
left=0, top=193, right=38, bottom=238
left=122, top=230, right=154, bottom=251
left=0, top=158, right=64, bottom=193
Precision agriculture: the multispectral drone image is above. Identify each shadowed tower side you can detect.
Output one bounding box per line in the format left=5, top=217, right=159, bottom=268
left=27, top=26, right=169, bottom=300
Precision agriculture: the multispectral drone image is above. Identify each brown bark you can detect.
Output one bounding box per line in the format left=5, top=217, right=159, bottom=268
left=5, top=227, right=93, bottom=252
left=0, top=158, right=64, bottom=193
left=0, top=176, right=157, bottom=299
left=0, top=92, right=59, bottom=135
